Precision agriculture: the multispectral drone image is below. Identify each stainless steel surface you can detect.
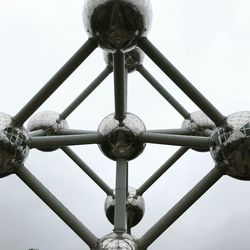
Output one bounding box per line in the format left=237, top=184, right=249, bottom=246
left=83, top=0, right=152, bottom=52
left=140, top=132, right=210, bottom=149
left=0, top=113, right=29, bottom=177
left=29, top=133, right=102, bottom=149
left=104, top=48, right=144, bottom=73
left=98, top=112, right=146, bottom=160
left=114, top=160, right=128, bottom=233
left=182, top=110, right=215, bottom=151
left=93, top=232, right=139, bottom=250
left=105, top=187, right=145, bottom=228
left=1, top=1, right=249, bottom=249
left=27, top=111, right=68, bottom=152
left=113, top=52, right=127, bottom=122
left=210, top=111, right=250, bottom=180
left=182, top=111, right=215, bottom=136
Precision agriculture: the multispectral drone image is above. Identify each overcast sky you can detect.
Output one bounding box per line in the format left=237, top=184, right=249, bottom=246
left=1, top=0, right=250, bottom=249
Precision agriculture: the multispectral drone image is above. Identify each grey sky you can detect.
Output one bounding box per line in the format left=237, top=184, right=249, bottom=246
left=1, top=0, right=250, bottom=249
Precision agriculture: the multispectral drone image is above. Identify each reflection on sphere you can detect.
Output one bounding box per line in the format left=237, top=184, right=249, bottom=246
left=182, top=110, right=215, bottom=152
left=182, top=111, right=215, bottom=136
left=210, top=111, right=250, bottom=180
left=98, top=113, right=146, bottom=161
left=27, top=111, right=68, bottom=152
left=83, top=0, right=152, bottom=52
left=105, top=187, right=145, bottom=228
left=104, top=48, right=145, bottom=73
left=0, top=113, right=29, bottom=177
left=94, top=232, right=139, bottom=250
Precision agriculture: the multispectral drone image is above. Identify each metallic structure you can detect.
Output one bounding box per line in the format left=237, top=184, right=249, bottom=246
left=1, top=0, right=250, bottom=249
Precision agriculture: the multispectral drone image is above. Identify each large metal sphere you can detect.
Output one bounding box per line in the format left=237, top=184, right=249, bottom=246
left=93, top=232, right=139, bottom=250
left=0, top=113, right=29, bottom=178
left=98, top=113, right=146, bottom=161
left=83, top=0, right=152, bottom=52
left=27, top=111, right=68, bottom=152
left=182, top=110, right=215, bottom=152
left=210, top=111, right=250, bottom=180
left=105, top=187, right=145, bottom=228
left=103, top=48, right=145, bottom=73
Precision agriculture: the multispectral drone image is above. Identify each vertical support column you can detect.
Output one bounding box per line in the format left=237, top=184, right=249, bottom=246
left=113, top=52, right=127, bottom=123
left=114, top=160, right=128, bottom=233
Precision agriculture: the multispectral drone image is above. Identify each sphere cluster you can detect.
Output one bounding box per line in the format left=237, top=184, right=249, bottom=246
left=0, top=113, right=29, bottom=177
left=27, top=111, right=68, bottom=152
left=210, top=111, right=250, bottom=180
left=104, top=48, right=145, bottom=73
left=98, top=113, right=146, bottom=161
left=93, top=232, right=139, bottom=250
left=83, top=0, right=152, bottom=52
left=105, top=187, right=145, bottom=228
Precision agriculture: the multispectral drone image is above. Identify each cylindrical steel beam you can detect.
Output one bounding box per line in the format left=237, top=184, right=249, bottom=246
left=138, top=38, right=225, bottom=125
left=60, top=65, right=112, bottom=119
left=13, top=38, right=97, bottom=125
left=140, top=132, right=210, bottom=149
left=138, top=166, right=223, bottom=249
left=114, top=160, right=128, bottom=233
left=28, top=129, right=47, bottom=137
left=147, top=129, right=192, bottom=136
left=137, top=147, right=189, bottom=195
left=137, top=65, right=190, bottom=119
left=113, top=52, right=127, bottom=123
left=55, top=129, right=97, bottom=135
left=16, top=166, right=98, bottom=248
left=61, top=147, right=113, bottom=196
left=29, top=133, right=102, bottom=148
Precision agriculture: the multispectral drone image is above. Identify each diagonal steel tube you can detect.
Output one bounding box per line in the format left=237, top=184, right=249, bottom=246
left=61, top=146, right=113, bottom=196
left=138, top=38, right=225, bottom=126
left=29, top=133, right=102, bottom=148
left=16, top=166, right=98, bottom=248
left=147, top=129, right=192, bottom=135
left=140, top=132, right=210, bottom=149
left=113, top=52, right=127, bottom=123
left=137, top=65, right=190, bottom=119
left=137, top=147, right=189, bottom=195
left=138, top=166, right=224, bottom=249
left=60, top=65, right=113, bottom=119
left=13, top=38, right=97, bottom=125
left=114, top=160, right=128, bottom=233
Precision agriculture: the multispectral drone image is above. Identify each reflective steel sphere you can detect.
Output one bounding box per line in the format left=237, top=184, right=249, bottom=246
left=98, top=113, right=146, bottom=161
left=182, top=110, right=215, bottom=152
left=93, top=232, right=139, bottom=250
left=210, top=111, right=250, bottom=180
left=105, top=187, right=145, bottom=228
left=103, top=48, right=145, bottom=73
left=0, top=113, right=29, bottom=178
left=83, top=0, right=152, bottom=52
left=27, top=111, right=68, bottom=152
